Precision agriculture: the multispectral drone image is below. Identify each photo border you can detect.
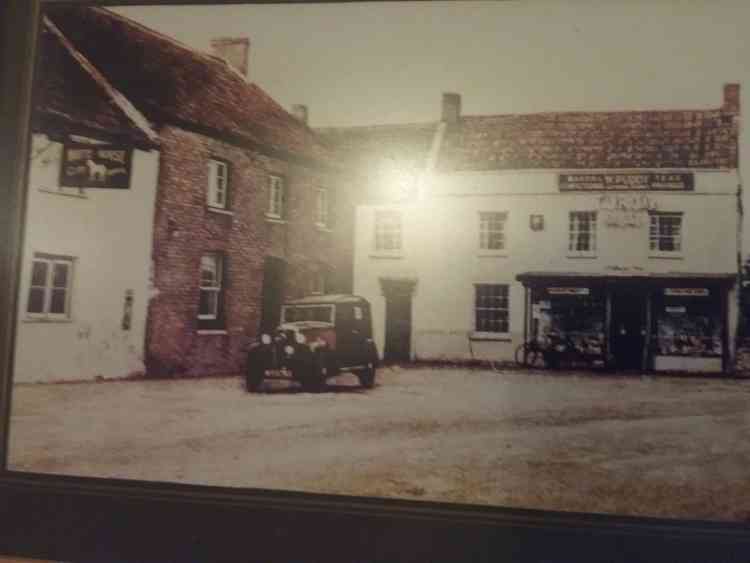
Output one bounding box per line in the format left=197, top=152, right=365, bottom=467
left=2, top=1, right=750, bottom=561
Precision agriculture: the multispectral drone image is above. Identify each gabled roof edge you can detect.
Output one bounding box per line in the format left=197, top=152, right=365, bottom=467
left=42, top=16, right=160, bottom=147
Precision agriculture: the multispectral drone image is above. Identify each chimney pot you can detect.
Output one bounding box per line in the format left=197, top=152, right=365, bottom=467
left=211, top=37, right=250, bottom=78
left=292, top=104, right=309, bottom=125
left=723, top=83, right=740, bottom=114
left=442, top=92, right=462, bottom=124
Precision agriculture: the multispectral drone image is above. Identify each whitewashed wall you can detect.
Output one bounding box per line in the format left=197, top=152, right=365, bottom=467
left=353, top=169, right=740, bottom=362
left=13, top=134, right=160, bottom=382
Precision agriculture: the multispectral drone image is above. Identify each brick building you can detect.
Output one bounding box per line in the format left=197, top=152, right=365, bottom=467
left=326, top=87, right=742, bottom=373
left=47, top=7, right=355, bottom=377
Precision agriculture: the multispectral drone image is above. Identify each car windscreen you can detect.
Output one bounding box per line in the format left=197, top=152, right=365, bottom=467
left=282, top=305, right=334, bottom=323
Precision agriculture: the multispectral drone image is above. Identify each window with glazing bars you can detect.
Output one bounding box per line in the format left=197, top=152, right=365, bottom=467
left=650, top=212, right=682, bottom=253
left=268, top=175, right=285, bottom=218
left=569, top=211, right=597, bottom=252
left=475, top=284, right=509, bottom=333
left=198, top=253, right=223, bottom=320
left=26, top=254, right=73, bottom=318
left=374, top=210, right=402, bottom=252
left=479, top=211, right=507, bottom=250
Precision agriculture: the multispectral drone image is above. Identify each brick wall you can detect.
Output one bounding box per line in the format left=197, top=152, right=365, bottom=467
left=146, top=125, right=353, bottom=377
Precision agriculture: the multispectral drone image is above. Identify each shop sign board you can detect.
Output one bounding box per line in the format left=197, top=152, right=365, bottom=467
left=559, top=172, right=694, bottom=192
left=60, top=142, right=133, bottom=189
left=547, top=287, right=589, bottom=296
left=664, top=288, right=709, bottom=297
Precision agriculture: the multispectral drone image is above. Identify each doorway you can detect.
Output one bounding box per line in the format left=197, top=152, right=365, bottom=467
left=260, top=256, right=286, bottom=332
left=610, top=290, right=647, bottom=370
left=380, top=279, right=415, bottom=363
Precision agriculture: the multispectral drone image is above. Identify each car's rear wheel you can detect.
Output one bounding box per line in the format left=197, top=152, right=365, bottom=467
left=357, top=362, right=376, bottom=389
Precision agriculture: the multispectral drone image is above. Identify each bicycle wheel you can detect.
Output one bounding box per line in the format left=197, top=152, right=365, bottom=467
left=514, top=343, right=530, bottom=367
left=526, top=349, right=546, bottom=369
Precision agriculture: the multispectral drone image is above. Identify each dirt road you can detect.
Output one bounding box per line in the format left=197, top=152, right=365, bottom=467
left=8, top=367, right=750, bottom=522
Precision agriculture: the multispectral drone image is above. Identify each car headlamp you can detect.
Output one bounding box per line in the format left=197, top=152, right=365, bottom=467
left=294, top=332, right=307, bottom=345
left=261, top=334, right=272, bottom=345
left=284, top=345, right=295, bottom=356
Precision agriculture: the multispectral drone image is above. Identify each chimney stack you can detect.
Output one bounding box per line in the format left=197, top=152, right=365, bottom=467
left=723, top=83, right=740, bottom=114
left=291, top=104, right=309, bottom=125
left=210, top=37, right=250, bottom=78
left=442, top=92, right=462, bottom=124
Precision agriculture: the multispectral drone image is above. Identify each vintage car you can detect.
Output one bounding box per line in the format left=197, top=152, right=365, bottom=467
left=245, top=294, right=379, bottom=392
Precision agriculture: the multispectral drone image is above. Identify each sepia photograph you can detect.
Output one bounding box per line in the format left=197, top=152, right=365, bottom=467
left=5, top=0, right=750, bottom=526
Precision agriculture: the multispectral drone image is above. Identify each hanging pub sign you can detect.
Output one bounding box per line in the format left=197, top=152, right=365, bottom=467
left=664, top=288, right=710, bottom=297
left=60, top=142, right=133, bottom=189
left=559, top=172, right=694, bottom=192
left=547, top=287, right=590, bottom=296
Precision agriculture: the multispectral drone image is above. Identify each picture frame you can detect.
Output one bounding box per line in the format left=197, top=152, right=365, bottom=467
left=2, top=2, right=750, bottom=561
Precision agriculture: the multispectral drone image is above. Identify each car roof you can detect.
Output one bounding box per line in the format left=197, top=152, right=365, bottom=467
left=283, top=294, right=369, bottom=306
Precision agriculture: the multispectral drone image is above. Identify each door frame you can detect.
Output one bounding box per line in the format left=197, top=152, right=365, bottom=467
left=379, top=277, right=417, bottom=362
left=608, top=288, right=649, bottom=370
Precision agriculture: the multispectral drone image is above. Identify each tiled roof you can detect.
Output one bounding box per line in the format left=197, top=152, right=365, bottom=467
left=438, top=105, right=739, bottom=172
left=34, top=19, right=157, bottom=146
left=322, top=93, right=739, bottom=174
left=45, top=6, right=333, bottom=165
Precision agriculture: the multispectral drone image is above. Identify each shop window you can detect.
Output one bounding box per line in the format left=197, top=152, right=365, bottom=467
left=655, top=289, right=721, bottom=357
left=268, top=175, right=286, bottom=219
left=568, top=211, right=597, bottom=255
left=531, top=288, right=605, bottom=355
left=198, top=253, right=224, bottom=324
left=26, top=253, right=74, bottom=319
left=650, top=212, right=682, bottom=254
left=479, top=211, right=507, bottom=251
left=474, top=284, right=509, bottom=333
left=207, top=159, right=229, bottom=209
left=374, top=209, right=403, bottom=253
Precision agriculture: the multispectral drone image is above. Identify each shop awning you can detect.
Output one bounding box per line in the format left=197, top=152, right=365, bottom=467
left=516, top=271, right=737, bottom=288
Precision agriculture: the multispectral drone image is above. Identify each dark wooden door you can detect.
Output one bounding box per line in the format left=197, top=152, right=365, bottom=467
left=611, top=292, right=646, bottom=370
left=384, top=292, right=412, bottom=362
left=260, top=257, right=286, bottom=332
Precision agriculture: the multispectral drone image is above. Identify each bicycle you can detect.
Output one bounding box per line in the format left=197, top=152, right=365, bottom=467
left=514, top=338, right=548, bottom=368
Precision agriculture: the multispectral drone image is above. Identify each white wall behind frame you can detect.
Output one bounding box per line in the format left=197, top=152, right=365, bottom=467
left=13, top=135, right=160, bottom=383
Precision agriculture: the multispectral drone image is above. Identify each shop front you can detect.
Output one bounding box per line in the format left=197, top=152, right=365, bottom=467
left=517, top=272, right=735, bottom=373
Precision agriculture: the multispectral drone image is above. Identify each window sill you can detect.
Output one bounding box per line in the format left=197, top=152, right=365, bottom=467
left=469, top=331, right=511, bottom=342
left=478, top=252, right=508, bottom=258
left=38, top=188, right=87, bottom=199
left=22, top=317, right=73, bottom=323
left=567, top=254, right=598, bottom=259
left=196, top=329, right=228, bottom=335
left=207, top=207, right=234, bottom=216
left=649, top=254, right=684, bottom=260
left=369, top=252, right=404, bottom=260
left=265, top=214, right=287, bottom=224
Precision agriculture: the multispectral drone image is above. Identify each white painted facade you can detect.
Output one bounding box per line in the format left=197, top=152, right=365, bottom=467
left=13, top=134, right=160, bottom=383
left=354, top=168, right=740, bottom=370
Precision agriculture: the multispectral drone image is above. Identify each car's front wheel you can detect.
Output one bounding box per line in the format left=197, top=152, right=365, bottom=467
left=245, top=362, right=265, bottom=393
left=357, top=361, right=376, bottom=389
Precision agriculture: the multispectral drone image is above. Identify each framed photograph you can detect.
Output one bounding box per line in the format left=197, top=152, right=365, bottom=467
left=3, top=0, right=750, bottom=561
